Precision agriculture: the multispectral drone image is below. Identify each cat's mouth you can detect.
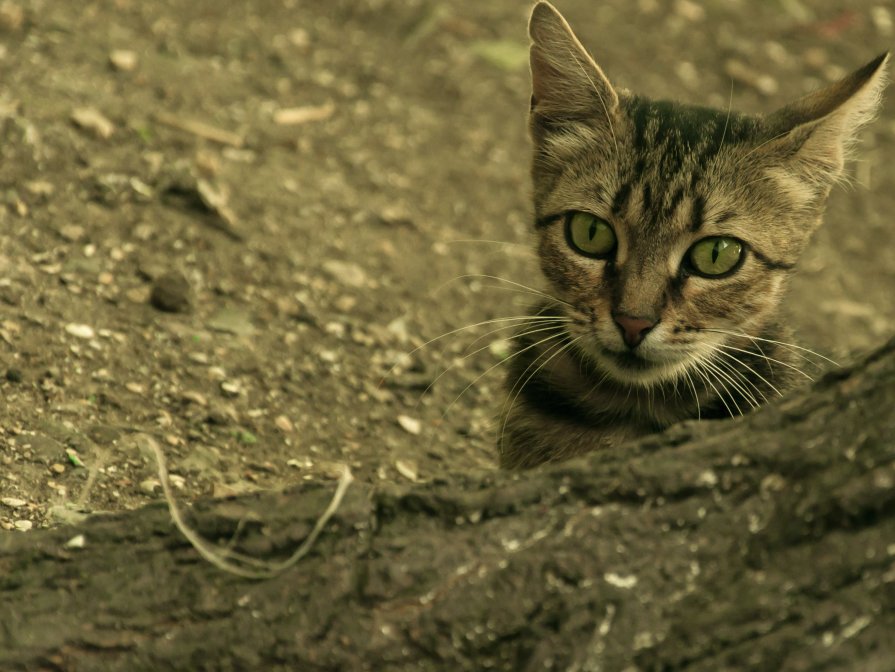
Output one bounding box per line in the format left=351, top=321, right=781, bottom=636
left=601, top=348, right=656, bottom=370
left=582, top=342, right=693, bottom=386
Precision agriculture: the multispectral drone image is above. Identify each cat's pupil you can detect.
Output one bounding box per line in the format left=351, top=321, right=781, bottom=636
left=588, top=221, right=597, bottom=241
left=711, top=242, right=720, bottom=264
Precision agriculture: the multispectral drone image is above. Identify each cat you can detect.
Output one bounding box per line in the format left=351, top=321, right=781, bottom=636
left=498, top=1, right=888, bottom=469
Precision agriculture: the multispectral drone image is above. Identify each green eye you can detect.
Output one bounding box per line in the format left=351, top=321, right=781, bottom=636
left=566, top=212, right=616, bottom=257
left=687, top=237, right=743, bottom=277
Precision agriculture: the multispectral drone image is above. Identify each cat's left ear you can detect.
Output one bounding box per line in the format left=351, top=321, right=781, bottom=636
left=764, top=53, right=889, bottom=185
left=528, top=1, right=619, bottom=123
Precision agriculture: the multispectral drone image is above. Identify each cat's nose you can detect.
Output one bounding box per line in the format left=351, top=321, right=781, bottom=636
left=613, top=314, right=656, bottom=349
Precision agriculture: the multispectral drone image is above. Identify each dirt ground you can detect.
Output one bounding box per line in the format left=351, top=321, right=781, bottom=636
left=0, top=0, right=893, bottom=533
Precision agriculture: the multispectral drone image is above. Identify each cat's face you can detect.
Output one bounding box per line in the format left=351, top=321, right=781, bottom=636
left=527, top=1, right=887, bottom=386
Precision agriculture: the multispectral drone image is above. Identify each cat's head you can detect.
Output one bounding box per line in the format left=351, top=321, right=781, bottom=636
left=527, top=1, right=887, bottom=386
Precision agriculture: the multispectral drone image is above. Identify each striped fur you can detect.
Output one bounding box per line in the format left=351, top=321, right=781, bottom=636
left=499, top=2, right=888, bottom=469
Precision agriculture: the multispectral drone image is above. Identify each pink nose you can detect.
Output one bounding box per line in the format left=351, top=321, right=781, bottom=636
left=613, top=314, right=656, bottom=349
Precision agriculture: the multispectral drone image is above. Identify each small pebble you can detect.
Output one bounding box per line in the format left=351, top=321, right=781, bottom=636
left=64, top=534, right=87, bottom=549
left=140, top=478, right=161, bottom=495
left=322, top=259, right=368, bottom=288
left=65, top=323, right=96, bottom=339
left=674, top=0, right=705, bottom=21
left=274, top=414, right=294, bottom=432
left=182, top=390, right=208, bottom=406
left=109, top=49, right=138, bottom=71
left=51, top=463, right=65, bottom=474
left=397, top=414, right=422, bottom=435
left=208, top=366, right=227, bottom=380
left=220, top=380, right=241, bottom=397
left=872, top=6, right=893, bottom=36
left=395, top=458, right=419, bottom=482
left=71, top=107, right=115, bottom=139
left=150, top=271, right=192, bottom=313
left=0, top=1, right=24, bottom=32
left=5, top=368, right=22, bottom=383
left=14, top=519, right=32, bottom=531
left=59, top=224, right=86, bottom=242
left=1, top=496, right=26, bottom=508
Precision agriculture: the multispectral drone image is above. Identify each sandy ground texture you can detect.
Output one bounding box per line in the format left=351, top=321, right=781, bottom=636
left=0, top=0, right=893, bottom=533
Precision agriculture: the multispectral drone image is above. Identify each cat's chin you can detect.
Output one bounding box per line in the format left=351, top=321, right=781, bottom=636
left=584, top=344, right=691, bottom=387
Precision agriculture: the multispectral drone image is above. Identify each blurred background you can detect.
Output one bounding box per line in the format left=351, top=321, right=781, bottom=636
left=0, top=0, right=892, bottom=530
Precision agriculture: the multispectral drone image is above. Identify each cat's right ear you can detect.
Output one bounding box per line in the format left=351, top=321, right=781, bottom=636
left=528, top=1, right=619, bottom=123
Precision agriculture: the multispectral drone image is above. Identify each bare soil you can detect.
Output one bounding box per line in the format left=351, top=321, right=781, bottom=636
left=0, top=0, right=893, bottom=539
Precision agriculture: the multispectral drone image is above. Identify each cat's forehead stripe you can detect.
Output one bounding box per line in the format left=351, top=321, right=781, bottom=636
left=690, top=196, right=705, bottom=232
left=611, top=182, right=632, bottom=217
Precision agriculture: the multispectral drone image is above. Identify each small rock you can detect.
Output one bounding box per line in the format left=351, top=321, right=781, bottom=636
left=71, top=107, right=115, bottom=139
left=109, top=49, right=138, bottom=71
left=274, top=414, right=294, bottom=433
left=46, top=504, right=89, bottom=526
left=182, top=390, right=208, bottom=406
left=724, top=59, right=778, bottom=96
left=125, top=381, right=146, bottom=394
left=208, top=308, right=256, bottom=336
left=5, top=367, right=22, bottom=383
left=208, top=366, right=227, bottom=381
left=0, top=1, right=24, bottom=32
left=318, top=349, right=338, bottom=364
left=273, top=102, right=335, bottom=126
left=220, top=380, right=241, bottom=397
left=59, top=224, right=85, bottom=242
left=322, top=259, right=368, bottom=288
left=603, top=572, right=638, bottom=589
left=64, top=534, right=87, bottom=549
left=397, top=414, right=422, bottom=435
left=1, top=496, right=26, bottom=508
left=395, top=458, right=419, bottom=482
left=24, top=180, right=55, bottom=198
left=50, top=463, right=65, bottom=474
left=140, top=478, right=161, bottom=495
left=14, top=519, right=32, bottom=531
left=65, top=323, right=96, bottom=339
left=150, top=271, right=192, bottom=313
left=674, top=0, right=705, bottom=21
left=872, top=6, right=893, bottom=36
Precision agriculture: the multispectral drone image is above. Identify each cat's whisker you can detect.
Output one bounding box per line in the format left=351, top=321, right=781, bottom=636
left=708, top=353, right=763, bottom=410
left=500, top=336, right=582, bottom=448
left=717, top=78, right=734, bottom=153
left=444, top=330, right=569, bottom=419
left=444, top=239, right=532, bottom=251
left=461, top=315, right=570, bottom=354
left=714, top=342, right=815, bottom=383
left=709, top=346, right=782, bottom=399
left=702, top=328, right=838, bottom=367
left=380, top=315, right=569, bottom=383
left=418, top=322, right=571, bottom=407
left=693, top=360, right=738, bottom=418
left=443, top=274, right=574, bottom=309
left=704, top=359, right=748, bottom=415
left=682, top=369, right=702, bottom=419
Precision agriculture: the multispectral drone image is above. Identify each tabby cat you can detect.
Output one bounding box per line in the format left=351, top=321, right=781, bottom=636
left=499, top=1, right=888, bottom=469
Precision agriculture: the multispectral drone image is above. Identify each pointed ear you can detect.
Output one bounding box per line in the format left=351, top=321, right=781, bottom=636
left=528, top=1, right=619, bottom=123
left=763, top=53, right=889, bottom=186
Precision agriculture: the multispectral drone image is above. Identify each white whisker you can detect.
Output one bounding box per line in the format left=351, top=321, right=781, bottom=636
left=444, top=330, right=568, bottom=418
left=715, top=342, right=815, bottom=383
left=703, top=327, right=838, bottom=367
left=420, top=322, right=570, bottom=405
left=500, top=336, right=582, bottom=448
